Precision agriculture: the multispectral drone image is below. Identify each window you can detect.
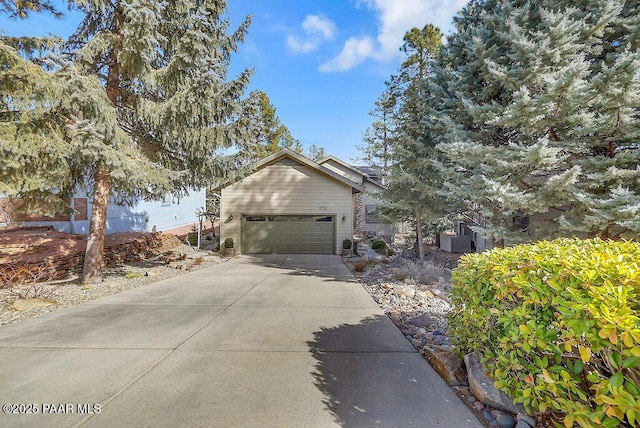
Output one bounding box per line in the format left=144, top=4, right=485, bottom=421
left=365, top=204, right=380, bottom=223
left=161, top=193, right=172, bottom=207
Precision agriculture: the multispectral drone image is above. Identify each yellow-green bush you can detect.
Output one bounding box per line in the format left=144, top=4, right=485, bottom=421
left=449, top=238, right=640, bottom=427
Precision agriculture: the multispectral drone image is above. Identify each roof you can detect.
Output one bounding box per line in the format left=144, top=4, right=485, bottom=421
left=318, top=155, right=368, bottom=178
left=216, top=149, right=363, bottom=193
left=318, top=156, right=387, bottom=189
left=352, top=165, right=387, bottom=179
left=364, top=176, right=385, bottom=189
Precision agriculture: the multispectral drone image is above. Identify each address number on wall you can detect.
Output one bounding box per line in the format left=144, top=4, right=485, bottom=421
left=318, top=206, right=327, bottom=211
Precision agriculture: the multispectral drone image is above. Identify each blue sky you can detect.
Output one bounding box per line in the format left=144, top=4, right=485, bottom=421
left=0, top=0, right=467, bottom=162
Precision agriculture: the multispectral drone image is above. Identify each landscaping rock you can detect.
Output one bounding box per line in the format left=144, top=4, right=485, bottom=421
left=421, top=346, right=467, bottom=386
left=464, top=351, right=526, bottom=415
left=12, top=298, right=57, bottom=311
left=484, top=409, right=496, bottom=422
left=496, top=413, right=516, bottom=428
left=473, top=401, right=485, bottom=410
left=415, top=289, right=435, bottom=300
left=408, top=314, right=437, bottom=329
left=393, top=285, right=415, bottom=298
left=517, top=413, right=536, bottom=427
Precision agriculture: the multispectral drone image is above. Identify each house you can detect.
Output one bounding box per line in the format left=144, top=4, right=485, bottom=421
left=318, top=156, right=394, bottom=239
left=441, top=206, right=580, bottom=253
left=216, top=149, right=362, bottom=254
left=3, top=189, right=206, bottom=235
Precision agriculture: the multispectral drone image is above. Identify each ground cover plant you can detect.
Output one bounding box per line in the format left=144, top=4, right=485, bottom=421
left=449, top=238, right=640, bottom=427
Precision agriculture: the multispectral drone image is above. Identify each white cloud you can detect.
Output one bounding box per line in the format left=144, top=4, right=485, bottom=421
left=320, top=0, right=467, bottom=72
left=318, top=36, right=375, bottom=72
left=302, top=14, right=336, bottom=39
left=286, top=14, right=336, bottom=54
left=286, top=35, right=317, bottom=54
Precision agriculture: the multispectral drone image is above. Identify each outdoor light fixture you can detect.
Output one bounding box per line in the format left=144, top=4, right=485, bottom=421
left=227, top=214, right=233, bottom=221
left=341, top=214, right=347, bottom=221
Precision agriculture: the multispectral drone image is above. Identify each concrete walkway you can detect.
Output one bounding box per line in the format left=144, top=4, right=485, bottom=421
left=0, top=255, right=481, bottom=427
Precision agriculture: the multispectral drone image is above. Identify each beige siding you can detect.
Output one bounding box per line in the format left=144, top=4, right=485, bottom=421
left=220, top=159, right=354, bottom=254
left=321, top=159, right=363, bottom=184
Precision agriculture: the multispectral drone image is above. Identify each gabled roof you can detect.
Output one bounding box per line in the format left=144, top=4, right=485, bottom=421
left=217, top=149, right=363, bottom=193
left=318, top=155, right=368, bottom=178
left=319, top=156, right=387, bottom=189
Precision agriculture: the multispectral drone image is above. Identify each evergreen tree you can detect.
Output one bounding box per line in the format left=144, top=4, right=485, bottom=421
left=434, top=0, right=640, bottom=243
left=0, top=0, right=259, bottom=282
left=252, top=90, right=302, bottom=159
left=0, top=0, right=60, bottom=18
left=357, top=89, right=396, bottom=172
left=377, top=24, right=447, bottom=259
left=306, top=144, right=327, bottom=162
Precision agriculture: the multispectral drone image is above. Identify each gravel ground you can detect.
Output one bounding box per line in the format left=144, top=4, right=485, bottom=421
left=0, top=244, right=228, bottom=326
left=344, top=254, right=455, bottom=351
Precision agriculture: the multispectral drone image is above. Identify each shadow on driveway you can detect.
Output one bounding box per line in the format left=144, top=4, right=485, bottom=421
left=306, top=315, right=482, bottom=427
left=235, top=254, right=357, bottom=283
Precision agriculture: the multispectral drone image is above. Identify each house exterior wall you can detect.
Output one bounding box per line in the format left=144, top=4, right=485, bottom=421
left=320, top=159, right=363, bottom=184
left=220, top=158, right=353, bottom=254
left=358, top=181, right=394, bottom=236
left=12, top=188, right=206, bottom=235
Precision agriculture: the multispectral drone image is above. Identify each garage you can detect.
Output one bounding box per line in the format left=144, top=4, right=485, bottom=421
left=241, top=215, right=335, bottom=254
left=218, top=149, right=361, bottom=255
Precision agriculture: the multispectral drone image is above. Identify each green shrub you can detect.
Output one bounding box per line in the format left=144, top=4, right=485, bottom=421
left=343, top=239, right=352, bottom=250
left=448, top=238, right=640, bottom=427
left=353, top=241, right=359, bottom=253
left=371, top=239, right=386, bottom=250
left=223, top=238, right=234, bottom=248
left=187, top=224, right=198, bottom=246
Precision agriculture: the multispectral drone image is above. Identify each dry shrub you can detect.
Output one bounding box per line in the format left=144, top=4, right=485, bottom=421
left=193, top=257, right=204, bottom=266
left=393, top=260, right=448, bottom=284
left=1, top=262, right=58, bottom=299
left=353, top=259, right=367, bottom=272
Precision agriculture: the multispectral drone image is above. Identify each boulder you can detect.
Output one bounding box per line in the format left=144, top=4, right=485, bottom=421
left=12, top=298, right=57, bottom=311
left=415, top=289, right=435, bottom=300
left=422, top=346, right=467, bottom=386
left=464, top=351, right=526, bottom=415
left=393, top=285, right=415, bottom=298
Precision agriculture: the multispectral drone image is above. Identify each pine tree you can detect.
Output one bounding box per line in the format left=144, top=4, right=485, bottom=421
left=1, top=0, right=259, bottom=282
left=252, top=90, right=302, bottom=159
left=358, top=89, right=396, bottom=172
left=306, top=144, right=327, bottom=162
left=377, top=24, right=448, bottom=259
left=0, top=0, right=60, bottom=18
left=433, top=0, right=640, bottom=243
left=1, top=2, right=69, bottom=212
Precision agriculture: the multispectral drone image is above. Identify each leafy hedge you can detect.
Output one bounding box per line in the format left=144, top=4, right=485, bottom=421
left=449, top=238, right=640, bottom=427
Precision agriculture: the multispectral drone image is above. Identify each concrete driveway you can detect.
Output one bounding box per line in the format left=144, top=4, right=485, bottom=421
left=0, top=254, right=481, bottom=427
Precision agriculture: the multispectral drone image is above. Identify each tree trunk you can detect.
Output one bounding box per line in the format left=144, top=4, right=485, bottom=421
left=82, top=30, right=120, bottom=283
left=82, top=164, right=110, bottom=283
left=416, top=208, right=425, bottom=260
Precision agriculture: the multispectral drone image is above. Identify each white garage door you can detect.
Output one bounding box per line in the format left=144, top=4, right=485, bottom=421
left=241, top=215, right=335, bottom=254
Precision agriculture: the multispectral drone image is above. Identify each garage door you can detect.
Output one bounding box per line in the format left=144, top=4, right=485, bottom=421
left=241, top=215, right=335, bottom=254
